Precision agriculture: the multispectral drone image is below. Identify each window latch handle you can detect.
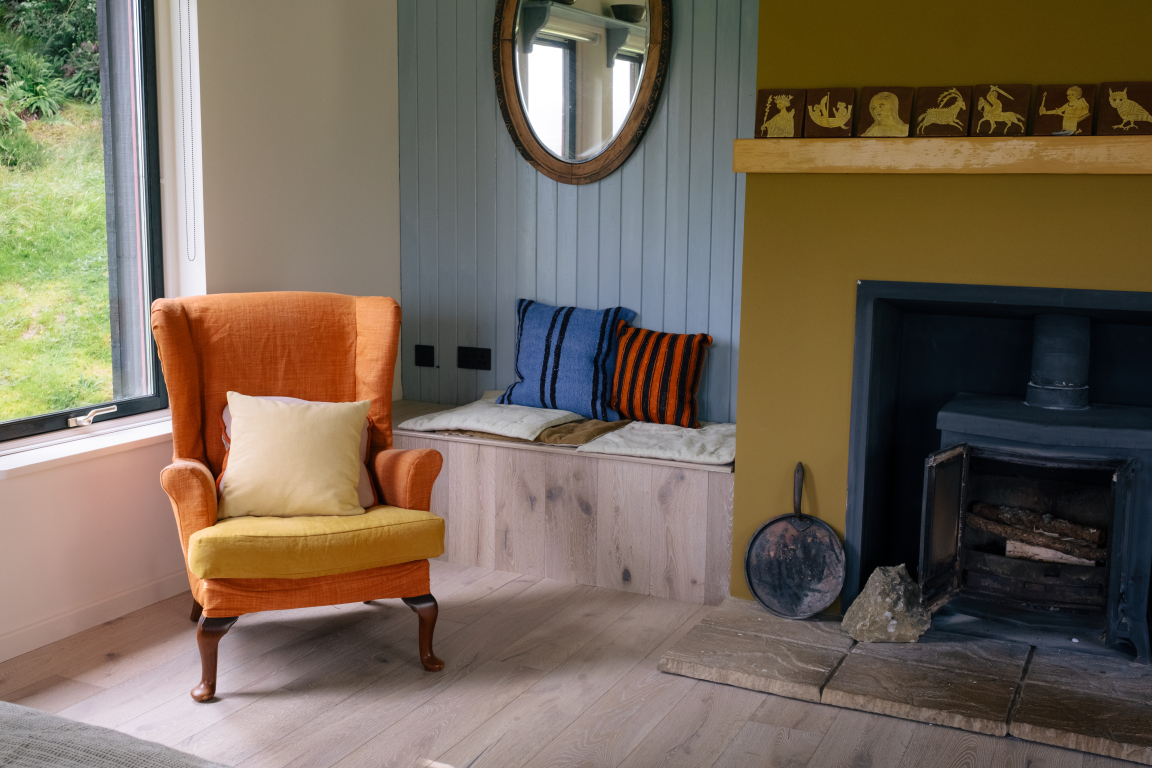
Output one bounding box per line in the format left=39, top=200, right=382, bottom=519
left=68, top=405, right=118, bottom=428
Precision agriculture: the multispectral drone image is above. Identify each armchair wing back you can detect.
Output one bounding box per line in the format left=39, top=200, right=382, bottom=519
left=151, top=291, right=399, bottom=477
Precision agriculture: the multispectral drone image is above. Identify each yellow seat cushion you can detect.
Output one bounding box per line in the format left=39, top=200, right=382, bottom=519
left=187, top=506, right=445, bottom=579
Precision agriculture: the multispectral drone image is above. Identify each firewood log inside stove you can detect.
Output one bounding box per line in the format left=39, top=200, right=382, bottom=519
left=966, top=511, right=1107, bottom=563
left=969, top=502, right=1103, bottom=546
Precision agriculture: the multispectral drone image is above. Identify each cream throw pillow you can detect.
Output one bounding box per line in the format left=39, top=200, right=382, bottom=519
left=217, top=391, right=372, bottom=519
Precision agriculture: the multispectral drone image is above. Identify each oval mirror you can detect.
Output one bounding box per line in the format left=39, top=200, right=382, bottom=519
left=494, top=0, right=671, bottom=185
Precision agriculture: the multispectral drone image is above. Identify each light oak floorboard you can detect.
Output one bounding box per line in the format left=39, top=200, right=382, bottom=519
left=595, top=460, right=654, bottom=594
left=14, top=565, right=1148, bottom=768
left=495, top=585, right=645, bottom=671
left=615, top=676, right=767, bottom=768
left=231, top=577, right=580, bottom=768
left=991, top=737, right=1088, bottom=768
left=330, top=660, right=544, bottom=768
left=712, top=720, right=824, bottom=768
left=803, top=708, right=917, bottom=768
left=650, top=467, right=708, bottom=603
left=494, top=446, right=547, bottom=578
left=2, top=674, right=105, bottom=714
left=436, top=595, right=701, bottom=768
left=545, top=453, right=598, bottom=585
left=894, top=724, right=999, bottom=768
left=520, top=605, right=712, bottom=768
left=447, top=441, right=497, bottom=568
left=58, top=620, right=306, bottom=729
left=705, top=472, right=735, bottom=605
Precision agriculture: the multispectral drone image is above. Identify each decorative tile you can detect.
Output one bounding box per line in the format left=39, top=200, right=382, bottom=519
left=755, top=89, right=807, bottom=138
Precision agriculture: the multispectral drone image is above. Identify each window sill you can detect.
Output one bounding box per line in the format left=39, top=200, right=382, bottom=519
left=0, top=411, right=173, bottom=480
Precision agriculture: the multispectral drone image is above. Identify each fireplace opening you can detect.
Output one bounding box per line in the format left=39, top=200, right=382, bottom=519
left=846, top=281, right=1152, bottom=664
left=920, top=446, right=1125, bottom=631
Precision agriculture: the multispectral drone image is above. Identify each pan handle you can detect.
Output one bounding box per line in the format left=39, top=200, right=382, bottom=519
left=793, top=462, right=805, bottom=521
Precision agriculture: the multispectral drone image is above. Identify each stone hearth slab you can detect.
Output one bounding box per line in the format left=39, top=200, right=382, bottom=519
left=659, top=599, right=1152, bottom=762
left=658, top=600, right=852, bottom=702
left=1009, top=648, right=1152, bottom=765
left=821, top=631, right=1029, bottom=736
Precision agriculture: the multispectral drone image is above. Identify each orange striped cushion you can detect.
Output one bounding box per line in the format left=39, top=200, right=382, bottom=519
left=609, top=324, right=712, bottom=428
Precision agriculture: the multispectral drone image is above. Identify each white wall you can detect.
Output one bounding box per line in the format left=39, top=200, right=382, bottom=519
left=198, top=0, right=403, bottom=398
left=0, top=440, right=187, bottom=662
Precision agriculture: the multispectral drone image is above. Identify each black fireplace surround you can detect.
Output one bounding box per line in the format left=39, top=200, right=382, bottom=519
left=844, top=281, right=1152, bottom=662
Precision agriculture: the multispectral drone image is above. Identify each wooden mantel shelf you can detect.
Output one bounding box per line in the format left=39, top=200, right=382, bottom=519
left=733, top=136, right=1152, bottom=174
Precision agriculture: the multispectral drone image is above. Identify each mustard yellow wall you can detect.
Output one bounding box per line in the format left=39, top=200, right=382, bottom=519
left=732, top=0, right=1152, bottom=601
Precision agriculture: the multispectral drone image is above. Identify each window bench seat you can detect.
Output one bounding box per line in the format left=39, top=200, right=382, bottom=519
left=391, top=400, right=735, bottom=604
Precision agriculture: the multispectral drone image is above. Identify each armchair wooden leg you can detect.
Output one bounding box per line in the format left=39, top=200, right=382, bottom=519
left=192, top=616, right=238, bottom=702
left=402, top=595, right=444, bottom=672
left=190, top=599, right=203, bottom=623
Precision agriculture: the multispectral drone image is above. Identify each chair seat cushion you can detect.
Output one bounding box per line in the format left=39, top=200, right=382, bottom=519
left=187, top=506, right=445, bottom=579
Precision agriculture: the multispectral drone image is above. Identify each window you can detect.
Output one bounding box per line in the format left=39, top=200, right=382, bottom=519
left=612, top=53, right=641, bottom=135
left=523, top=37, right=575, bottom=159
left=0, top=0, right=165, bottom=442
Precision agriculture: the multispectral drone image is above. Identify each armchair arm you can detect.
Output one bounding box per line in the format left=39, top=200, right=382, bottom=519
left=373, top=448, right=443, bottom=512
left=160, top=459, right=218, bottom=557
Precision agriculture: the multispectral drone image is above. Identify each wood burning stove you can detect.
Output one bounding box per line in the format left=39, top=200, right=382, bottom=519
left=919, top=314, right=1152, bottom=663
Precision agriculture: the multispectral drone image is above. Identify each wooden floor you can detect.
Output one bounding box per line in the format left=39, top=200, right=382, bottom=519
left=0, top=562, right=1139, bottom=768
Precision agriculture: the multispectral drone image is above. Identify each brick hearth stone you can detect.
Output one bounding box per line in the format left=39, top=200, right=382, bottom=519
left=1009, top=648, right=1152, bottom=765
left=821, top=631, right=1030, bottom=736
left=658, top=599, right=853, bottom=702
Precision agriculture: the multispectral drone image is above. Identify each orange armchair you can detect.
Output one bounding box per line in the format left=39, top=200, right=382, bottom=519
left=151, top=292, right=445, bottom=702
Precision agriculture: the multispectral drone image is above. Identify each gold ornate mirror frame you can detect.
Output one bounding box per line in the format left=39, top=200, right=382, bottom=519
left=493, top=0, right=672, bottom=186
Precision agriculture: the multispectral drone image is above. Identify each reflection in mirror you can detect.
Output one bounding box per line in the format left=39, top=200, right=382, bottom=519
left=515, top=0, right=649, bottom=162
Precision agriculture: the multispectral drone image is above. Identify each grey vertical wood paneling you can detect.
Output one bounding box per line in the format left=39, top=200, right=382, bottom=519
left=455, top=0, right=478, bottom=403
left=575, top=185, right=599, bottom=309
left=474, top=1, right=498, bottom=398
left=556, top=185, right=579, bottom=308
left=685, top=0, right=716, bottom=340
left=397, top=0, right=757, bottom=423
left=597, top=173, right=622, bottom=309
left=436, top=0, right=458, bottom=405
left=640, top=98, right=667, bottom=331
left=397, top=0, right=420, bottom=403
left=704, top=1, right=741, bottom=421
left=536, top=177, right=558, bottom=305
left=731, top=0, right=758, bottom=421
left=661, top=0, right=692, bottom=337
left=619, top=147, right=645, bottom=316
left=416, top=1, right=439, bottom=402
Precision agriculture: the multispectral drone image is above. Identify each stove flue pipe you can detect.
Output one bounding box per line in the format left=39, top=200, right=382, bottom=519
left=1025, top=314, right=1091, bottom=410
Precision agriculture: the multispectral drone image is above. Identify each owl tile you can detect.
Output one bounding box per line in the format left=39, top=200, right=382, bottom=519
left=912, top=86, right=971, bottom=136
left=971, top=85, right=1031, bottom=136
left=1097, top=82, right=1152, bottom=135
left=857, top=87, right=915, bottom=137
left=755, top=89, right=806, bottom=138
left=802, top=88, right=855, bottom=138
left=1032, top=83, right=1097, bottom=136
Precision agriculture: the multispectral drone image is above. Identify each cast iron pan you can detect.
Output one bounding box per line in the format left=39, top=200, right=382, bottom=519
left=744, top=462, right=845, bottom=618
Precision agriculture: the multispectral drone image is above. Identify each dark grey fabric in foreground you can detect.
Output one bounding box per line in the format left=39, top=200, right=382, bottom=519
left=0, top=702, right=227, bottom=768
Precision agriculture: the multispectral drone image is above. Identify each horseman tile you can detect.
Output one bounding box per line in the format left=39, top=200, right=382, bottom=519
left=971, top=84, right=1031, bottom=136
left=913, top=86, right=972, bottom=136
left=1097, top=82, right=1152, bottom=135
left=802, top=88, right=855, bottom=138
left=857, top=86, right=915, bottom=137
left=1032, top=83, right=1097, bottom=136
left=755, top=89, right=807, bottom=138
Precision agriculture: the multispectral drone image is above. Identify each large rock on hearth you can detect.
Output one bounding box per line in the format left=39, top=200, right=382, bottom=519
left=842, top=564, right=931, bottom=643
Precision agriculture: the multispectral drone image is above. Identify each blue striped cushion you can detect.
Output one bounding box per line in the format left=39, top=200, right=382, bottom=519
left=498, top=300, right=637, bottom=420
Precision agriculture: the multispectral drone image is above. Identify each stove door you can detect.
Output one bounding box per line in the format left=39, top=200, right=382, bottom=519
left=919, top=443, right=970, bottom=611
